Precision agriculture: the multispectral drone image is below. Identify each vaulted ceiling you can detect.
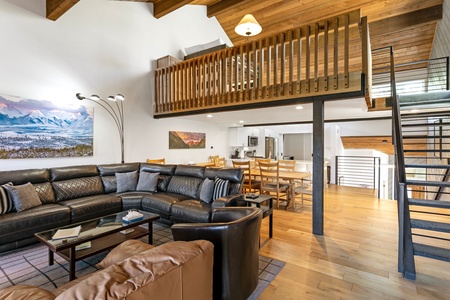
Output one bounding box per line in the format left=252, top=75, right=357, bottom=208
left=47, top=0, right=443, bottom=68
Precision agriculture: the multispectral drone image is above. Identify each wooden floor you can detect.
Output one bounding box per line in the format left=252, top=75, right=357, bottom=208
left=258, top=185, right=450, bottom=299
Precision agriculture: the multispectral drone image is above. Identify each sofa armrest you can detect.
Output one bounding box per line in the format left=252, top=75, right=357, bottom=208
left=211, top=193, right=243, bottom=210
left=0, top=285, right=55, bottom=300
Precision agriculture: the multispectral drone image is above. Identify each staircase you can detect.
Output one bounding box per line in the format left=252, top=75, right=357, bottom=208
left=396, top=91, right=450, bottom=279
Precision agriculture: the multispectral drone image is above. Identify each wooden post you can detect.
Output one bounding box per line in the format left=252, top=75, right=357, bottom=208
left=313, top=98, right=324, bottom=235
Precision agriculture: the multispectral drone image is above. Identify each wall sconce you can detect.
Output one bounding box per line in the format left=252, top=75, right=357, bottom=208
left=76, top=93, right=125, bottom=163
left=235, top=14, right=262, bottom=37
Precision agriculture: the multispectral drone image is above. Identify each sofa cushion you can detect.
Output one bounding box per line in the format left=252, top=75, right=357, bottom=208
left=98, top=240, right=154, bottom=269
left=0, top=183, right=13, bottom=215
left=116, top=171, right=138, bottom=193
left=33, top=182, right=56, bottom=204
left=0, top=204, right=70, bottom=245
left=0, top=284, right=55, bottom=300
left=198, top=178, right=214, bottom=203
left=50, top=165, right=99, bottom=181
left=136, top=172, right=159, bottom=192
left=5, top=183, right=42, bottom=212
left=101, top=176, right=117, bottom=194
left=52, top=177, right=104, bottom=202
left=174, top=165, right=205, bottom=178
left=167, top=176, right=202, bottom=199
left=139, top=164, right=176, bottom=192
left=204, top=167, right=243, bottom=195
left=212, top=177, right=229, bottom=201
left=0, top=168, right=50, bottom=186
left=55, top=240, right=213, bottom=300
left=142, top=193, right=188, bottom=220
left=171, top=200, right=212, bottom=223
left=59, top=194, right=122, bottom=223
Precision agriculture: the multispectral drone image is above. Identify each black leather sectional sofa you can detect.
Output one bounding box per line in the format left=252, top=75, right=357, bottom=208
left=0, top=163, right=244, bottom=253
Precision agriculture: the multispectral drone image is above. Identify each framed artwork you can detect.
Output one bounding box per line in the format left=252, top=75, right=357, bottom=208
left=169, top=131, right=205, bottom=149
left=0, top=94, right=94, bottom=159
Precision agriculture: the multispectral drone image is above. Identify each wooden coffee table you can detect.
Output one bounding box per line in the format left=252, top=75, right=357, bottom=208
left=35, top=210, right=159, bottom=281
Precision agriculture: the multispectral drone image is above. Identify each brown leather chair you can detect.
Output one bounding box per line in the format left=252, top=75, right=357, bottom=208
left=171, top=207, right=263, bottom=300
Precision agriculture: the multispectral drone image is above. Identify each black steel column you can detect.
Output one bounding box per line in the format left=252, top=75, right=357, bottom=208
left=312, top=99, right=324, bottom=235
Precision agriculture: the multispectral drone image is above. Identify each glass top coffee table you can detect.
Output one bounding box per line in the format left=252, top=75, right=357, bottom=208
left=35, top=210, right=159, bottom=281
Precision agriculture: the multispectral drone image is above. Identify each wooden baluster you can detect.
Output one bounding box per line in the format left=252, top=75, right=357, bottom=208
left=344, top=13, right=349, bottom=88
left=214, top=53, right=218, bottom=106
left=234, top=47, right=239, bottom=103
left=297, top=28, right=302, bottom=95
left=334, top=16, right=339, bottom=90
left=274, top=34, right=279, bottom=97
left=252, top=41, right=258, bottom=101
left=266, top=36, right=271, bottom=98
left=239, top=44, right=244, bottom=102
left=305, top=25, right=310, bottom=93
left=226, top=48, right=233, bottom=103
left=314, top=22, right=319, bottom=92
left=288, top=30, right=294, bottom=96
left=246, top=42, right=252, bottom=101
left=181, top=63, right=185, bottom=109
left=280, top=32, right=286, bottom=96
left=258, top=38, right=263, bottom=100
left=193, top=59, right=197, bottom=108
left=170, top=65, right=174, bottom=111
left=324, top=20, right=329, bottom=91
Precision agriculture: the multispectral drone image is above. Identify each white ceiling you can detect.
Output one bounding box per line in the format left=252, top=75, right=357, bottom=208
left=178, top=97, right=392, bottom=127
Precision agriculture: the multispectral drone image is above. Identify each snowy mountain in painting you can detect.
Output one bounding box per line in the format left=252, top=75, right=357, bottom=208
left=0, top=104, right=92, bottom=130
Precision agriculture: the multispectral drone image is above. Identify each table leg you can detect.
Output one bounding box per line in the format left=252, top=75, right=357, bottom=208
left=48, top=250, right=54, bottom=266
left=69, top=247, right=76, bottom=281
left=148, top=221, right=153, bottom=245
left=269, top=197, right=273, bottom=238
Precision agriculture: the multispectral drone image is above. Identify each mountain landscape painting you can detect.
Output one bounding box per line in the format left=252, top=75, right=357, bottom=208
left=169, top=131, right=205, bottom=149
left=0, top=94, right=94, bottom=159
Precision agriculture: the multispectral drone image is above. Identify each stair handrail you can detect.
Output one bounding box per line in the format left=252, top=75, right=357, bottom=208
left=390, top=46, right=417, bottom=279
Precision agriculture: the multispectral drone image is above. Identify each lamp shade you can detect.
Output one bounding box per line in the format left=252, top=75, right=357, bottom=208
left=235, top=14, right=262, bottom=37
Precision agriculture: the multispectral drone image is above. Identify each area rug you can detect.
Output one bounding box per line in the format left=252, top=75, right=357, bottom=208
left=0, top=222, right=285, bottom=299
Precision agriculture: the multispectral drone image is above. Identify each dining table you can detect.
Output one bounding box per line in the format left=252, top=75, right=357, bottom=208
left=249, top=168, right=311, bottom=208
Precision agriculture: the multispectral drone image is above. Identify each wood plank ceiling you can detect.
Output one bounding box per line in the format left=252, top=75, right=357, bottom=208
left=47, top=0, right=443, bottom=70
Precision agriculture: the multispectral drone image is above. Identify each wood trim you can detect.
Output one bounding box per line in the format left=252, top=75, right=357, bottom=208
left=46, top=0, right=79, bottom=21
left=153, top=0, right=193, bottom=19
left=207, top=0, right=252, bottom=17
left=369, top=4, right=443, bottom=36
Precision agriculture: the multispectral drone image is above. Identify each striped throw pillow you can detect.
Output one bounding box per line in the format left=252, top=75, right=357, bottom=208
left=0, top=182, right=14, bottom=215
left=212, top=177, right=229, bottom=201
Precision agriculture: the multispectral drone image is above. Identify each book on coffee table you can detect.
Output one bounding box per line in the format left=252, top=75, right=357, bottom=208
left=52, top=225, right=81, bottom=240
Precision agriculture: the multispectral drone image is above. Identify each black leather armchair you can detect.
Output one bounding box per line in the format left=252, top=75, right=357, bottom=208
left=171, top=207, right=262, bottom=300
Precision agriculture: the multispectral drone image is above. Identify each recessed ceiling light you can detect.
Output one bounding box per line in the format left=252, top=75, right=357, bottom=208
left=239, top=120, right=244, bottom=123
left=410, top=109, right=419, bottom=113
left=295, top=105, right=303, bottom=110
left=206, top=114, right=213, bottom=118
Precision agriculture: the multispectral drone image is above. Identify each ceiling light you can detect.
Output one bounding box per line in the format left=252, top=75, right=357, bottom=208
left=206, top=114, right=213, bottom=118
left=295, top=105, right=304, bottom=110
left=235, top=14, right=262, bottom=37
left=239, top=120, right=244, bottom=123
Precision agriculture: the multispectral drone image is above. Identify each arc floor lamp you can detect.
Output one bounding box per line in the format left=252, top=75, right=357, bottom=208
left=76, top=93, right=125, bottom=163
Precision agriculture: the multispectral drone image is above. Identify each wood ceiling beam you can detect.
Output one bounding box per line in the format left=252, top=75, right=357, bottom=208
left=207, top=0, right=252, bottom=18
left=153, top=0, right=195, bottom=19
left=46, top=0, right=79, bottom=21
left=369, top=4, right=442, bottom=36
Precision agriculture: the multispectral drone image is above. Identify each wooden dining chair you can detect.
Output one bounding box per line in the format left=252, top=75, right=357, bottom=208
left=146, top=158, right=165, bottom=164
left=293, top=175, right=312, bottom=209
left=213, top=157, right=226, bottom=168
left=258, top=161, right=290, bottom=209
left=232, top=160, right=260, bottom=193
left=278, top=159, right=296, bottom=172
left=209, top=155, right=219, bottom=163
left=253, top=158, right=270, bottom=168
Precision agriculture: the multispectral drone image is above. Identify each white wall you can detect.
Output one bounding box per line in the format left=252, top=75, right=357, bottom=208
left=0, top=0, right=232, bottom=170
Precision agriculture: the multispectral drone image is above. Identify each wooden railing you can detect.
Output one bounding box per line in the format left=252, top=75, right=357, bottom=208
left=154, top=9, right=371, bottom=116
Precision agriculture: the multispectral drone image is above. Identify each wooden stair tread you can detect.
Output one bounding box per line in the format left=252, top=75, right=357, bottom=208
left=413, top=243, right=450, bottom=262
